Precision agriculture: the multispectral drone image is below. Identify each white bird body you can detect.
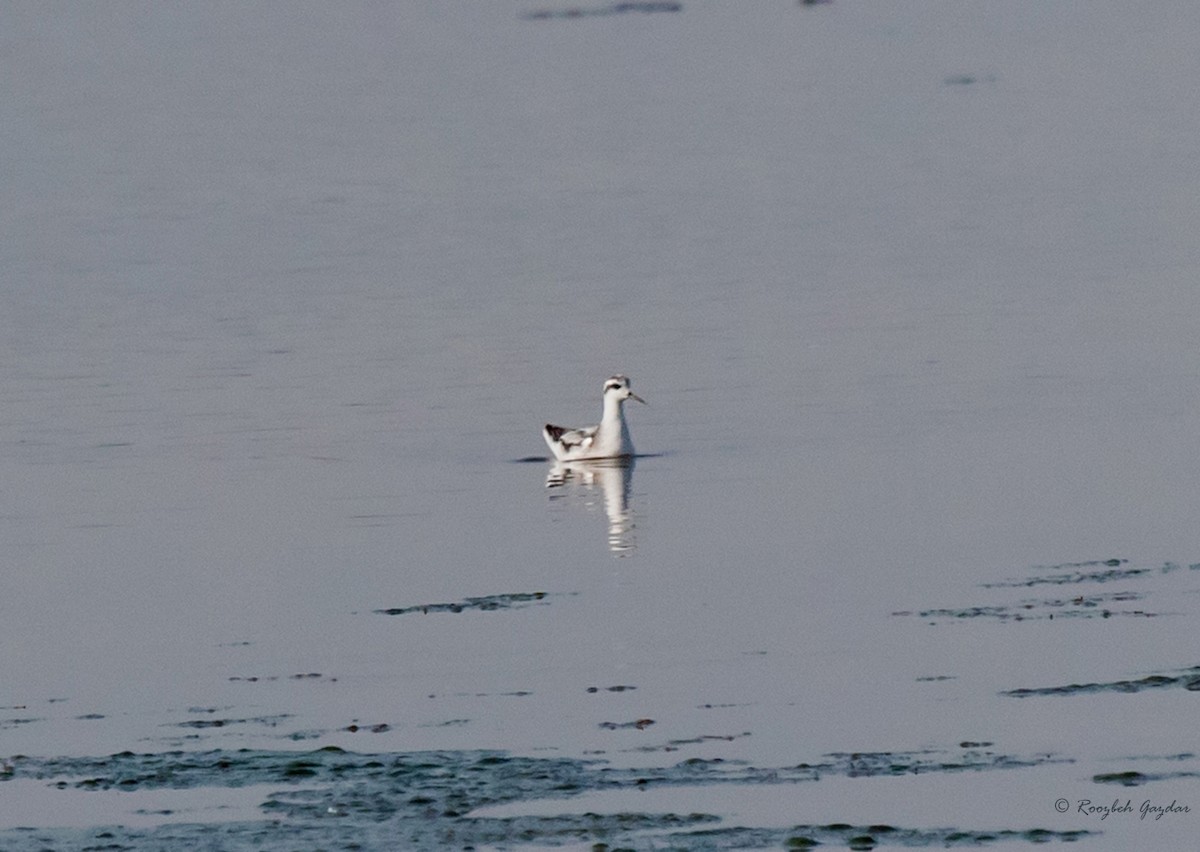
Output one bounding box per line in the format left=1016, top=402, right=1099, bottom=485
left=543, top=375, right=646, bottom=461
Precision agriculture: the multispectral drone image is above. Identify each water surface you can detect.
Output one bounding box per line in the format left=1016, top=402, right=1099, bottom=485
left=3, top=1, right=1200, bottom=848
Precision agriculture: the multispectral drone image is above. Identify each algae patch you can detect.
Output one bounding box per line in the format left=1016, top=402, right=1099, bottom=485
left=373, top=591, right=557, bottom=616
left=895, top=558, right=1198, bottom=624
left=0, top=744, right=1086, bottom=849
left=1003, top=663, right=1200, bottom=698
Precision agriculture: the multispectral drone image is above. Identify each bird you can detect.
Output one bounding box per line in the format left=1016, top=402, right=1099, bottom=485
left=543, top=375, right=647, bottom=461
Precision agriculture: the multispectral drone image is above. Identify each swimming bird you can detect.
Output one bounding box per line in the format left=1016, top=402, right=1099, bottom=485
left=543, top=375, right=646, bottom=461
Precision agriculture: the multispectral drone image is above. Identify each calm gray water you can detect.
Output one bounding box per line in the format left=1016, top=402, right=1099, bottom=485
left=3, top=1, right=1200, bottom=848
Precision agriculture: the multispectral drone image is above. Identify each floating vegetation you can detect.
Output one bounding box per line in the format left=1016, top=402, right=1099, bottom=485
left=229, top=672, right=337, bottom=683
left=0, top=716, right=42, bottom=730
left=521, top=1, right=682, bottom=21
left=424, top=690, right=534, bottom=700
left=1092, top=754, right=1200, bottom=786
left=895, top=558, right=1199, bottom=625
left=981, top=558, right=1147, bottom=588
left=344, top=722, right=392, bottom=733
left=627, top=731, right=752, bottom=753
left=374, top=591, right=555, bottom=616
left=899, top=590, right=1156, bottom=624
left=171, top=713, right=294, bottom=731
left=1093, top=770, right=1151, bottom=786
left=1003, top=664, right=1200, bottom=698
left=1093, top=768, right=1200, bottom=786
left=0, top=744, right=1083, bottom=849
left=820, top=746, right=1068, bottom=778
left=599, top=718, right=656, bottom=731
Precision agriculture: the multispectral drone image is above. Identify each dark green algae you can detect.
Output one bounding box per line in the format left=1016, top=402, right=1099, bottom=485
left=895, top=558, right=1200, bottom=698
left=893, top=559, right=1200, bottom=625
left=1002, top=663, right=1200, bottom=698
left=1093, top=768, right=1200, bottom=787
left=373, top=591, right=557, bottom=616
left=0, top=745, right=1090, bottom=850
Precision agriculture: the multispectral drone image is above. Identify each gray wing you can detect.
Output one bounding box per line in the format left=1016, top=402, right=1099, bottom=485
left=544, top=423, right=597, bottom=450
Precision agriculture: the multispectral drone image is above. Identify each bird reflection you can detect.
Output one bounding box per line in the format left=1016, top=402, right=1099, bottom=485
left=546, top=457, right=637, bottom=555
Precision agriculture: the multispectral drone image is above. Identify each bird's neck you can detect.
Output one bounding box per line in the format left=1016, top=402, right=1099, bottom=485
left=601, top=395, right=624, bottom=424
